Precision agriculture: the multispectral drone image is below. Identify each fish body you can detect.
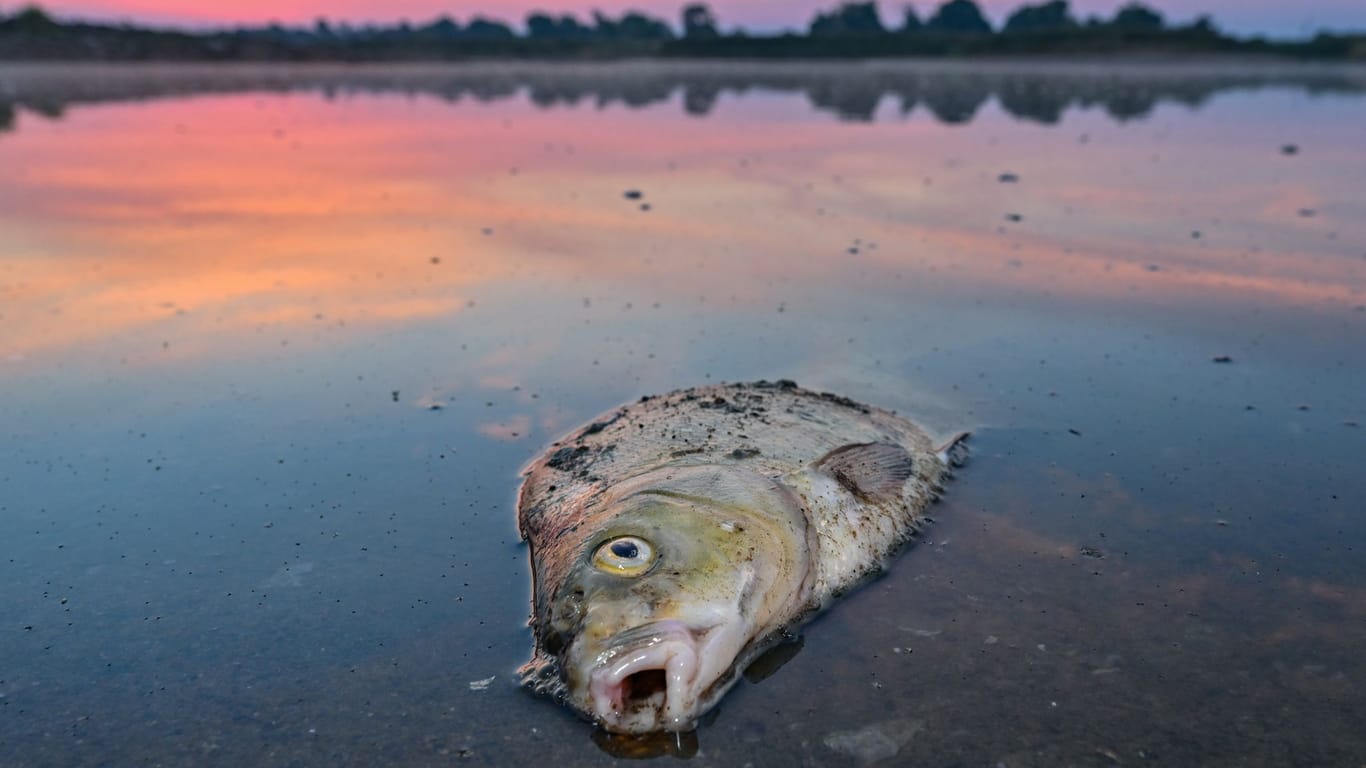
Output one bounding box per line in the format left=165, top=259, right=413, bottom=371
left=517, top=380, right=962, bottom=734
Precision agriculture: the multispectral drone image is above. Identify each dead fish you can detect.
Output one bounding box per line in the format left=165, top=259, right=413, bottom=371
left=517, top=380, right=966, bottom=734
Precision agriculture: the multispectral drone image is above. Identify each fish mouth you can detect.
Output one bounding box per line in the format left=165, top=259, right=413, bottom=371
left=588, top=620, right=706, bottom=733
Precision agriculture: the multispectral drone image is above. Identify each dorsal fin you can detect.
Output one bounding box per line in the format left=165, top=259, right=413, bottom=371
left=812, top=442, right=915, bottom=503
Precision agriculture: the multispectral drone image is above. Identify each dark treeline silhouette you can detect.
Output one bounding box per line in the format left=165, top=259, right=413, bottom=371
left=1, top=1, right=1364, bottom=60
left=3, top=61, right=1366, bottom=133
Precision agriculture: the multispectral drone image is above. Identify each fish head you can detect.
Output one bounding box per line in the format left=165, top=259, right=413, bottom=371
left=541, top=485, right=809, bottom=734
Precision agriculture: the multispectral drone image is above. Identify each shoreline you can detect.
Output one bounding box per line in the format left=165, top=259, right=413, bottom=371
left=4, top=55, right=1366, bottom=74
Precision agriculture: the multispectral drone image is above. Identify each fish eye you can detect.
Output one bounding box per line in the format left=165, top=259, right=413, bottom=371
left=592, top=536, right=656, bottom=576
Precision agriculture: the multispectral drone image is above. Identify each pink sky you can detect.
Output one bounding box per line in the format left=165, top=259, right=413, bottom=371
left=28, top=0, right=1366, bottom=37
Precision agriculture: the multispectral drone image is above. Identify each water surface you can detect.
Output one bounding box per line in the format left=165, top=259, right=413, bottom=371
left=2, top=61, right=1365, bottom=767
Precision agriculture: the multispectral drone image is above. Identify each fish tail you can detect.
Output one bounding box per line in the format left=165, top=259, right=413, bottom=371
left=935, top=431, right=971, bottom=469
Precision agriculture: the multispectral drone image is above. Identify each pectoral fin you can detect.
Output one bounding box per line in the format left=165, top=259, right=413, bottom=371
left=812, top=442, right=916, bottom=503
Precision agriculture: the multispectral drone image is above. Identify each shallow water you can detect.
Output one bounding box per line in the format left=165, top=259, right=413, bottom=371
left=1, top=61, right=1364, bottom=767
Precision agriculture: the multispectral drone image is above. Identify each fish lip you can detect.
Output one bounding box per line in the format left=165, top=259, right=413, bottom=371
left=587, top=620, right=708, bottom=733
left=593, top=619, right=700, bottom=661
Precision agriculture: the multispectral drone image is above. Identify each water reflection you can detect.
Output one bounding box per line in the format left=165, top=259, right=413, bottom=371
left=591, top=728, right=700, bottom=759
left=2, top=61, right=1365, bottom=127
left=2, top=62, right=1362, bottom=370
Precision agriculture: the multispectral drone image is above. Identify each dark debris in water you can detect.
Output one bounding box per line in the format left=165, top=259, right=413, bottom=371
left=1211, top=355, right=1234, bottom=364
left=623, top=189, right=643, bottom=200
left=998, top=172, right=1020, bottom=183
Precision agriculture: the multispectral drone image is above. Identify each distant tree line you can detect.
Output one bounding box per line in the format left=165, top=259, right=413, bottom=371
left=1, top=1, right=1363, bottom=60
left=807, top=0, right=1186, bottom=37
left=0, top=1, right=1198, bottom=42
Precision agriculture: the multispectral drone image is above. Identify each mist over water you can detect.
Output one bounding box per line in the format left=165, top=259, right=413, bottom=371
left=1, top=61, right=1364, bottom=766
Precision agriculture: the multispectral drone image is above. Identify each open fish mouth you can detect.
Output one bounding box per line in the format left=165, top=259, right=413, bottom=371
left=588, top=620, right=708, bottom=733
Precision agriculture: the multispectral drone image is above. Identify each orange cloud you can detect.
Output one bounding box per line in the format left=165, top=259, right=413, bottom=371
left=477, top=413, right=533, bottom=441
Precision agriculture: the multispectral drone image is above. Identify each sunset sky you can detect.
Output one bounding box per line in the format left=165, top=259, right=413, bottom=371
left=28, top=0, right=1366, bottom=38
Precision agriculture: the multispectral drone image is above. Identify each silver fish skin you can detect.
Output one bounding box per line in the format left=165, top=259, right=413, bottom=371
left=517, top=380, right=962, bottom=735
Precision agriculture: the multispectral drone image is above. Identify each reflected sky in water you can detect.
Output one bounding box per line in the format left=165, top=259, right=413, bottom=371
left=1, top=62, right=1364, bottom=766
